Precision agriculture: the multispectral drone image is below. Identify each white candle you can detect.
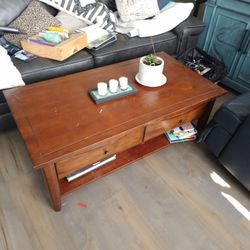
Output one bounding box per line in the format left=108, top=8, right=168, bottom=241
left=97, top=82, right=107, bottom=96
left=109, top=79, right=119, bottom=93
left=119, top=76, right=128, bottom=90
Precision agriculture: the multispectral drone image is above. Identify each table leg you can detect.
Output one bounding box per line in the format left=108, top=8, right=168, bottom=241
left=197, top=100, right=215, bottom=132
left=42, top=164, right=61, bottom=211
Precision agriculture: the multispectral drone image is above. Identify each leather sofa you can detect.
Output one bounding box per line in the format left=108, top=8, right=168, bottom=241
left=199, top=92, right=250, bottom=191
left=0, top=0, right=205, bottom=130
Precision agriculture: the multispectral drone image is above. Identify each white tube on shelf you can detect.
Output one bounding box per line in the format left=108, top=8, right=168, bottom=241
left=66, top=155, right=117, bottom=182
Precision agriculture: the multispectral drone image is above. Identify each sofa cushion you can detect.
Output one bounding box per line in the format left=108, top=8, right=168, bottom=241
left=87, top=32, right=177, bottom=67
left=12, top=50, right=94, bottom=83
left=0, top=0, right=31, bottom=26
left=5, top=0, right=61, bottom=46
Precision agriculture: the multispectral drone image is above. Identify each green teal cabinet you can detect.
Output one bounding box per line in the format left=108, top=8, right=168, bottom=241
left=198, top=0, right=250, bottom=93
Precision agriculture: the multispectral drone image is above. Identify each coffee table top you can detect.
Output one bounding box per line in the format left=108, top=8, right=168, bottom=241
left=4, top=52, right=226, bottom=168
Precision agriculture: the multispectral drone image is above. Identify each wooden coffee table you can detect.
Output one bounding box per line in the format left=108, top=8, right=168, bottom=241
left=4, top=52, right=226, bottom=211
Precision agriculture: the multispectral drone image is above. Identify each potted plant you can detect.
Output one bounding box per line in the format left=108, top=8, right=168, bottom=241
left=142, top=53, right=162, bottom=66
left=136, top=38, right=166, bottom=87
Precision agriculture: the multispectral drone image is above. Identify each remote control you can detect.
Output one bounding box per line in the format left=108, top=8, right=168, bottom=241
left=0, top=36, right=21, bottom=56
left=0, top=26, right=26, bottom=34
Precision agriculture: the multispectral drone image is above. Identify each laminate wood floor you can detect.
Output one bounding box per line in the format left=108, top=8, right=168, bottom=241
left=1, top=92, right=250, bottom=250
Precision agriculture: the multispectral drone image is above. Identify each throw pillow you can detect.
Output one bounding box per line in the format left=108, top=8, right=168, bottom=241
left=55, top=11, right=88, bottom=33
left=5, top=0, right=61, bottom=47
left=115, top=0, right=160, bottom=22
left=73, top=0, right=115, bottom=31
left=39, top=0, right=116, bottom=31
left=157, top=0, right=172, bottom=10
left=115, top=2, right=194, bottom=37
left=0, top=45, right=25, bottom=90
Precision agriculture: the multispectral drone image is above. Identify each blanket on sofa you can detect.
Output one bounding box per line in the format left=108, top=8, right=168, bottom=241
left=0, top=45, right=25, bottom=90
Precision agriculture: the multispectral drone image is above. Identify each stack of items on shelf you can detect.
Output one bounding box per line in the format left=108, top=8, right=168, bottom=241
left=165, top=122, right=197, bottom=143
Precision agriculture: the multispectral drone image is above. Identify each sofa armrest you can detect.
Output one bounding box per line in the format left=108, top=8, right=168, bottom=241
left=219, top=115, right=250, bottom=191
left=219, top=92, right=250, bottom=120
left=199, top=92, right=250, bottom=157
left=172, top=16, right=204, bottom=56
left=214, top=92, right=250, bottom=134
left=200, top=122, right=232, bottom=157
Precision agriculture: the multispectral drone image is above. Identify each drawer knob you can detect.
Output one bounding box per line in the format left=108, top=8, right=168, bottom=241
left=178, top=119, right=183, bottom=124
left=104, top=149, right=109, bottom=155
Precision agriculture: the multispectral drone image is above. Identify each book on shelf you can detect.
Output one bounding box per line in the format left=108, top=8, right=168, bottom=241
left=173, top=122, right=195, bottom=134
left=171, top=122, right=197, bottom=137
left=166, top=122, right=197, bottom=143
left=165, top=131, right=197, bottom=143
left=66, top=155, right=116, bottom=182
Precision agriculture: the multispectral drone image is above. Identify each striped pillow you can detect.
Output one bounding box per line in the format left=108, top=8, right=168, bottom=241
left=74, top=0, right=115, bottom=30
left=39, top=0, right=115, bottom=31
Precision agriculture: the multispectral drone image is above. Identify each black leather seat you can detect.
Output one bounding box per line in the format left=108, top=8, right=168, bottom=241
left=88, top=32, right=177, bottom=67
left=12, top=50, right=94, bottom=84
left=199, top=92, right=250, bottom=190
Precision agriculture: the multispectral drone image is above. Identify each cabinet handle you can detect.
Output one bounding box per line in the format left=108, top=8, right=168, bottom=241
left=239, top=29, right=250, bottom=54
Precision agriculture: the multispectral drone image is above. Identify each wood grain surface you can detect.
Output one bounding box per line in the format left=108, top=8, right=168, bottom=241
left=1, top=93, right=250, bottom=250
left=3, top=52, right=227, bottom=211
left=4, top=52, right=226, bottom=169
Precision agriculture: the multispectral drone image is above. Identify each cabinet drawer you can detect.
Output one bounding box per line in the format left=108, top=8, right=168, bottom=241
left=144, top=105, right=206, bottom=141
left=56, top=127, right=144, bottom=179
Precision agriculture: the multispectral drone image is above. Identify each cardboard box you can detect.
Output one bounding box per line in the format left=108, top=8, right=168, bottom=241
left=21, top=33, right=87, bottom=61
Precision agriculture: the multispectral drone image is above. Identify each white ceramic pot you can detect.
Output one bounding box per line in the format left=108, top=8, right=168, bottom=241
left=137, top=56, right=165, bottom=87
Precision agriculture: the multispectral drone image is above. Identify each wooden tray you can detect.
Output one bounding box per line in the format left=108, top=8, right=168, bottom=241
left=21, top=33, right=87, bottom=61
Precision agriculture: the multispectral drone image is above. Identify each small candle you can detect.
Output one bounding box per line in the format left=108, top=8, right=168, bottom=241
left=109, top=79, right=119, bottom=93
left=119, top=76, right=128, bottom=90
left=97, top=82, right=107, bottom=96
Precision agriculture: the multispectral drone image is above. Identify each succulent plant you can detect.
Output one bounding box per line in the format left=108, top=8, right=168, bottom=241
left=143, top=53, right=162, bottom=66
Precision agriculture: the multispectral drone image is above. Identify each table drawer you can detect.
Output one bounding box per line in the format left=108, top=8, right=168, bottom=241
left=56, top=127, right=144, bottom=179
left=144, top=105, right=206, bottom=141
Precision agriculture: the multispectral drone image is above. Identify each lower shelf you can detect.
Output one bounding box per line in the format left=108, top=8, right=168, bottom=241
left=59, top=134, right=170, bottom=196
